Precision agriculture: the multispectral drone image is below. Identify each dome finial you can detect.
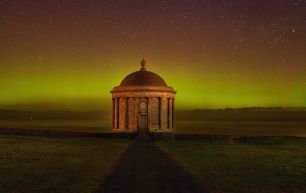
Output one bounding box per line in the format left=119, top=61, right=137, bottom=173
left=140, top=58, right=147, bottom=71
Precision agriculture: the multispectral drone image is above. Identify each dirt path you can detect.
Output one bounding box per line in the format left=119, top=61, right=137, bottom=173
left=99, top=138, right=206, bottom=193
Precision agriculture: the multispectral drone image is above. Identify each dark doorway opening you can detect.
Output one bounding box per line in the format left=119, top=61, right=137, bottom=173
left=138, top=113, right=148, bottom=137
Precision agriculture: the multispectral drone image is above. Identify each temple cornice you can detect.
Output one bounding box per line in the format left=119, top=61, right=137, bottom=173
left=111, top=86, right=176, bottom=94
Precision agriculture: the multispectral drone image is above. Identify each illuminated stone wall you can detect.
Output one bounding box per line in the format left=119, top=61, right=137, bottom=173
left=111, top=87, right=175, bottom=133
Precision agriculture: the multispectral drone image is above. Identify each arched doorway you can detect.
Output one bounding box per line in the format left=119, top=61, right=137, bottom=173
left=138, top=98, right=148, bottom=136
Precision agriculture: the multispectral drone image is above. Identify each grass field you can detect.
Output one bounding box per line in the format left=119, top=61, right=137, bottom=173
left=175, top=121, right=306, bottom=137
left=157, top=139, right=306, bottom=193
left=0, top=120, right=112, bottom=133
left=1, top=110, right=305, bottom=192
left=1, top=109, right=305, bottom=137
left=0, top=135, right=131, bottom=193
left=1, top=128, right=306, bottom=193
left=1, top=119, right=306, bottom=137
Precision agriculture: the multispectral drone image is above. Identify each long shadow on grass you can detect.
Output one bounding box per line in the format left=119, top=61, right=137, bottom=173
left=98, top=138, right=206, bottom=193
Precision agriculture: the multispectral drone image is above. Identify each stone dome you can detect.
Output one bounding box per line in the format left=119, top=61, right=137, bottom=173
left=111, top=58, right=176, bottom=133
left=119, top=59, right=167, bottom=87
left=120, top=71, right=167, bottom=87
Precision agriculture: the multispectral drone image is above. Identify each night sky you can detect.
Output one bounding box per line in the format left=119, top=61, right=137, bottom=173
left=1, top=0, right=306, bottom=110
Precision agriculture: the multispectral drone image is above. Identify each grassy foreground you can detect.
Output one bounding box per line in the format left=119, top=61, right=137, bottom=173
left=176, top=121, right=306, bottom=137
left=0, top=135, right=131, bottom=193
left=157, top=139, right=306, bottom=193
left=0, top=120, right=112, bottom=133
left=1, top=120, right=306, bottom=137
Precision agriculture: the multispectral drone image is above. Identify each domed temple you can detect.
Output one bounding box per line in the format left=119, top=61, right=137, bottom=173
left=111, top=59, right=176, bottom=134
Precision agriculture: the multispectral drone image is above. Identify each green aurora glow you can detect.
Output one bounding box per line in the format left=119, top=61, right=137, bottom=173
left=1, top=1, right=306, bottom=110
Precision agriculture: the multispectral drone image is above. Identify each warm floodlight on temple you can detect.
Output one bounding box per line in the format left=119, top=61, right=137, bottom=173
left=111, top=59, right=176, bottom=134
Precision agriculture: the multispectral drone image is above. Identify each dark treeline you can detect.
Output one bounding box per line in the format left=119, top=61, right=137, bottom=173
left=175, top=108, right=306, bottom=122
left=0, top=110, right=111, bottom=120
left=0, top=108, right=306, bottom=122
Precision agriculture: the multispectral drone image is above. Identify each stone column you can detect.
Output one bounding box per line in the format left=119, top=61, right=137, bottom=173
left=119, top=97, right=126, bottom=130
left=172, top=98, right=175, bottom=129
left=168, top=98, right=173, bottom=129
left=128, top=97, right=137, bottom=131
left=113, top=98, right=118, bottom=129
left=135, top=97, right=139, bottom=131
left=160, top=97, right=168, bottom=129
left=159, top=97, right=162, bottom=129
left=112, top=98, right=115, bottom=129
left=148, top=97, right=151, bottom=131
left=125, top=97, right=129, bottom=130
